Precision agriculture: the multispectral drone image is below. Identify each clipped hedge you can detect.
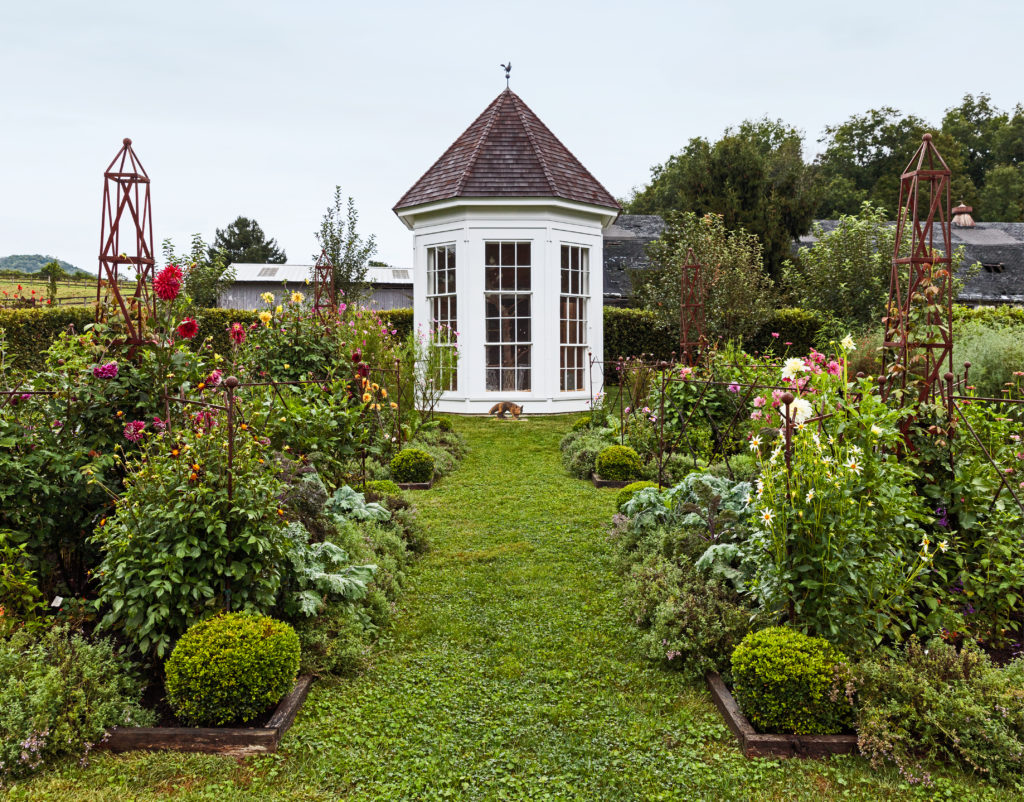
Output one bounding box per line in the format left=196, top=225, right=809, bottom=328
left=165, top=613, right=300, bottom=727
left=0, top=306, right=94, bottom=371
left=746, top=307, right=825, bottom=356
left=390, top=448, right=434, bottom=483
left=603, top=307, right=677, bottom=383
left=596, top=444, right=642, bottom=481
left=731, top=627, right=852, bottom=735
left=381, top=308, right=413, bottom=342
left=193, top=309, right=259, bottom=356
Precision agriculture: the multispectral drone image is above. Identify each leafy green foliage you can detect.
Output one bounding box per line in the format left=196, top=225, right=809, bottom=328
left=90, top=417, right=291, bottom=659
left=209, top=216, right=287, bottom=265
left=0, top=530, right=45, bottom=635
left=952, top=318, right=1024, bottom=398
left=731, top=627, right=853, bottom=735
left=746, top=306, right=827, bottom=355
left=561, top=430, right=613, bottom=479
left=389, top=448, right=434, bottom=483
left=782, top=202, right=895, bottom=328
left=633, top=212, right=775, bottom=346
left=314, top=186, right=377, bottom=302
left=602, top=307, right=677, bottom=383
left=362, top=479, right=403, bottom=499
left=624, top=552, right=752, bottom=682
left=595, top=445, right=642, bottom=481
left=0, top=625, right=153, bottom=780
left=161, top=234, right=237, bottom=310
left=627, top=118, right=818, bottom=278
left=325, top=486, right=389, bottom=523
left=279, top=523, right=376, bottom=618
left=165, top=613, right=300, bottom=726
left=855, top=637, right=1024, bottom=783
left=615, top=481, right=658, bottom=511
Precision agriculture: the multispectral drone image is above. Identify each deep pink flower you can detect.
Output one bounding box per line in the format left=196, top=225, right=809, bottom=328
left=206, top=369, right=223, bottom=388
left=93, top=361, right=119, bottom=379
left=176, top=317, right=199, bottom=339
left=771, top=332, right=780, bottom=339
left=827, top=360, right=842, bottom=376
left=123, top=420, right=145, bottom=442
left=152, top=416, right=167, bottom=432
left=727, top=382, right=740, bottom=393
left=228, top=322, right=247, bottom=345
left=154, top=265, right=183, bottom=301
left=351, top=348, right=363, bottom=363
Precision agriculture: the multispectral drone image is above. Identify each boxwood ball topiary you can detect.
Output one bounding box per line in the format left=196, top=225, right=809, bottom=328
left=616, top=480, right=658, bottom=511
left=165, top=613, right=301, bottom=726
left=390, top=448, right=434, bottom=483
left=730, top=626, right=852, bottom=735
left=363, top=479, right=403, bottom=498
left=595, top=445, right=642, bottom=481
left=570, top=414, right=593, bottom=432
left=436, top=417, right=454, bottom=433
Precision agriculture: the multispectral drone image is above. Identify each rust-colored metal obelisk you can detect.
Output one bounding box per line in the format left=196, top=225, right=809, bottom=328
left=311, top=249, right=337, bottom=321
left=880, top=133, right=954, bottom=406
left=96, top=138, right=155, bottom=346
left=679, top=247, right=704, bottom=366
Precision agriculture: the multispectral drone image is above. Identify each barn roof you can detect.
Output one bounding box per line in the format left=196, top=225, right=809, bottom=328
left=230, top=264, right=412, bottom=286
left=394, top=89, right=619, bottom=212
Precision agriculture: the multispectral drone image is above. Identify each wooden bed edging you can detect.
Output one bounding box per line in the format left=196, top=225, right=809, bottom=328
left=591, top=473, right=632, bottom=489
left=705, top=672, right=859, bottom=759
left=102, top=674, right=313, bottom=756
left=397, top=478, right=434, bottom=490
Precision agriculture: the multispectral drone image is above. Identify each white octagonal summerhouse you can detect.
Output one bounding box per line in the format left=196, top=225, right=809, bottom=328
left=394, top=89, right=620, bottom=414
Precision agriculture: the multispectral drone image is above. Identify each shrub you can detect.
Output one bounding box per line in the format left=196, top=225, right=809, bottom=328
left=706, top=454, right=759, bottom=483
left=436, top=417, right=453, bottom=433
left=603, top=307, right=677, bottom=384
left=381, top=307, right=413, bottom=342
left=0, top=625, right=154, bottom=780
left=165, top=613, right=301, bottom=726
left=406, top=440, right=455, bottom=477
left=616, top=481, right=659, bottom=511
left=855, top=636, right=1024, bottom=783
left=953, top=320, right=1024, bottom=399
left=363, top=479, right=403, bottom=499
left=570, top=414, right=593, bottom=432
left=746, top=307, right=825, bottom=356
left=731, top=627, right=852, bottom=735
left=294, top=601, right=369, bottom=677
left=625, top=553, right=752, bottom=682
left=389, top=448, right=434, bottom=483
left=596, top=445, right=642, bottom=481
left=91, top=418, right=290, bottom=659
left=563, top=433, right=612, bottom=479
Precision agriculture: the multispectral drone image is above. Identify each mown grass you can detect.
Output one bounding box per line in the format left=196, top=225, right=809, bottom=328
left=8, top=415, right=1021, bottom=800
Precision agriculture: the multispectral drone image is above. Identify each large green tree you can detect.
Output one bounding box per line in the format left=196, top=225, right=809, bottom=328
left=632, top=211, right=774, bottom=345
left=941, top=93, right=1009, bottom=189
left=313, top=187, right=377, bottom=302
left=627, top=119, right=819, bottom=280
left=815, top=107, right=975, bottom=218
left=208, top=216, right=287, bottom=265
left=979, top=164, right=1024, bottom=221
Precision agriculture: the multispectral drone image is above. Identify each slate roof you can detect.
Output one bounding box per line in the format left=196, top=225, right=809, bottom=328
left=798, top=221, right=1024, bottom=305
left=602, top=215, right=666, bottom=301
left=394, top=89, right=619, bottom=212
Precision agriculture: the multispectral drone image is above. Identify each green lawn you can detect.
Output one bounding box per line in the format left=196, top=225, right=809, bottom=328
left=8, top=415, right=1018, bottom=800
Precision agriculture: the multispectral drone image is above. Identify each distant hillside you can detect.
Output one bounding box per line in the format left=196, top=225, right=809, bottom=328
left=0, top=255, right=90, bottom=276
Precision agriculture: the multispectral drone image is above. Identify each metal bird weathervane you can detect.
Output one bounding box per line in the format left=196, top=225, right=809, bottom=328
left=501, top=62, right=511, bottom=87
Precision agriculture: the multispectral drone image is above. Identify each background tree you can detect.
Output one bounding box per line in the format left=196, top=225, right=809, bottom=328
left=978, top=164, right=1024, bottom=221
left=632, top=211, right=774, bottom=345
left=782, top=202, right=895, bottom=329
left=163, top=234, right=237, bottom=309
left=208, top=216, right=286, bottom=265
left=941, top=93, right=1009, bottom=190
left=627, top=119, right=818, bottom=280
left=314, top=186, right=377, bottom=301
left=37, top=260, right=68, bottom=302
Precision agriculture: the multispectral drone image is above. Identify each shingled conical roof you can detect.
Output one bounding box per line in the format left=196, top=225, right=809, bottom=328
left=394, top=89, right=619, bottom=212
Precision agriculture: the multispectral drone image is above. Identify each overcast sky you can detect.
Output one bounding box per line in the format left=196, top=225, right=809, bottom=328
left=3, top=0, right=1022, bottom=274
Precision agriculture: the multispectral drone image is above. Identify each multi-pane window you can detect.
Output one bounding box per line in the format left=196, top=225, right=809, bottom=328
left=560, top=244, right=589, bottom=391
left=426, top=244, right=457, bottom=391
left=484, top=241, right=531, bottom=392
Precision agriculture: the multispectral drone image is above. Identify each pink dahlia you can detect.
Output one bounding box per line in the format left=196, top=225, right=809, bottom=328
left=228, top=322, right=247, bottom=345
left=154, top=265, right=183, bottom=301
left=205, top=369, right=223, bottom=388
left=93, top=361, right=119, bottom=379
left=123, top=420, right=145, bottom=442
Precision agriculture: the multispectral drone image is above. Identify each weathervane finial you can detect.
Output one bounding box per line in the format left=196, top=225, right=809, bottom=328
left=500, top=61, right=511, bottom=88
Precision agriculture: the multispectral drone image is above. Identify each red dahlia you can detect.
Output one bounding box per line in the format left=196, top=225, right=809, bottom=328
left=154, top=265, right=183, bottom=301
left=176, top=316, right=199, bottom=339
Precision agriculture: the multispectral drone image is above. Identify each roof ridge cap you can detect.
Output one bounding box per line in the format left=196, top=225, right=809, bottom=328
left=455, top=91, right=505, bottom=196
left=511, top=92, right=558, bottom=196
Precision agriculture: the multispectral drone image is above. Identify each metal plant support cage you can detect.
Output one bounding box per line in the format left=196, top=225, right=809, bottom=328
left=96, top=138, right=156, bottom=346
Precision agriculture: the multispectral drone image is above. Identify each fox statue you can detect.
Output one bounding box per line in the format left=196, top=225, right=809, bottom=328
left=488, top=401, right=523, bottom=419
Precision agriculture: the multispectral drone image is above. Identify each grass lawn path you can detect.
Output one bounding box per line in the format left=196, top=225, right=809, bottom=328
left=11, top=415, right=1018, bottom=801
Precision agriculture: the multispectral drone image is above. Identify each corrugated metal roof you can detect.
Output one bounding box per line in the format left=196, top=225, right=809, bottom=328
left=230, top=263, right=413, bottom=286
left=231, top=263, right=313, bottom=283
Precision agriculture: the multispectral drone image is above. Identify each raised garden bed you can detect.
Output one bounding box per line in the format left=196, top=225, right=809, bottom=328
left=101, top=675, right=313, bottom=756
left=591, top=473, right=632, bottom=489
left=706, top=672, right=858, bottom=759
left=397, top=478, right=434, bottom=490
